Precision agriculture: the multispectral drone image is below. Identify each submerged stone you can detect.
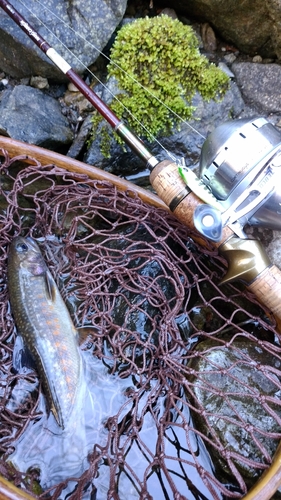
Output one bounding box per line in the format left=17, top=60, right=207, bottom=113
left=188, top=337, right=281, bottom=490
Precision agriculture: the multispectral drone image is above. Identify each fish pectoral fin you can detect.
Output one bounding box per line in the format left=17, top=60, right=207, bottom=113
left=13, top=335, right=36, bottom=372
left=44, top=270, right=57, bottom=302
left=77, top=326, right=101, bottom=348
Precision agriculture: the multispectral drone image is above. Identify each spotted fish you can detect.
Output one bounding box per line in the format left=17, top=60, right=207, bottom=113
left=7, top=236, right=84, bottom=429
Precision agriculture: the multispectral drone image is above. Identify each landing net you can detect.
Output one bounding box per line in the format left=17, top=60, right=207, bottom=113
left=1, top=148, right=281, bottom=499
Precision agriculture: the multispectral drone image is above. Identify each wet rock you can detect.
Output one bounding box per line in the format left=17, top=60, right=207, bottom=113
left=232, top=62, right=281, bottom=114
left=0, top=85, right=73, bottom=150
left=0, top=0, right=127, bottom=80
left=160, top=0, right=276, bottom=58
left=188, top=337, right=281, bottom=489
left=62, top=89, right=94, bottom=117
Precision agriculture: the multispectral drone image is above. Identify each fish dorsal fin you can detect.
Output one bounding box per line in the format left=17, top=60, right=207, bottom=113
left=44, top=270, right=57, bottom=302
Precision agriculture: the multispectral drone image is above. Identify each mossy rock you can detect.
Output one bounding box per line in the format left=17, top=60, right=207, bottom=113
left=89, top=15, right=229, bottom=156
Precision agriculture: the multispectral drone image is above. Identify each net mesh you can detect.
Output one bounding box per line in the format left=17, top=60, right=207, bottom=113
left=1, top=148, right=281, bottom=499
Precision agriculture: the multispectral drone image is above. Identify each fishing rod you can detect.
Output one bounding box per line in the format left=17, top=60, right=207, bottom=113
left=1, top=0, right=281, bottom=327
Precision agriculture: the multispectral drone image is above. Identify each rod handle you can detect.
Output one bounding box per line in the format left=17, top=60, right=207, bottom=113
left=247, top=265, right=281, bottom=319
left=150, top=160, right=234, bottom=248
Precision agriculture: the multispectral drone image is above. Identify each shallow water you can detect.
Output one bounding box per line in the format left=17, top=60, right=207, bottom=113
left=9, top=348, right=220, bottom=500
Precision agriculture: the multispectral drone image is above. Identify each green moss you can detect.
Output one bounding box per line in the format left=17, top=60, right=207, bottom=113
left=90, top=15, right=229, bottom=155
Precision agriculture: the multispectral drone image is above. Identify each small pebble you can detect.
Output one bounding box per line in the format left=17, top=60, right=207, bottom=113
left=252, top=55, right=262, bottom=63
left=223, top=53, right=237, bottom=64
left=160, top=8, right=178, bottom=19
left=30, top=76, right=49, bottom=89
left=0, top=78, right=8, bottom=86
left=68, top=82, right=79, bottom=92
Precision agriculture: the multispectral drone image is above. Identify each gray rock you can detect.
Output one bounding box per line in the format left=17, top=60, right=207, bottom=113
left=67, top=114, right=93, bottom=159
left=189, top=337, right=281, bottom=489
left=0, top=85, right=73, bottom=149
left=160, top=0, right=280, bottom=58
left=232, top=62, right=281, bottom=114
left=0, top=0, right=127, bottom=79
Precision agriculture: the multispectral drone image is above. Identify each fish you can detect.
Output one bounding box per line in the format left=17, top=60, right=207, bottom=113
left=7, top=236, right=84, bottom=429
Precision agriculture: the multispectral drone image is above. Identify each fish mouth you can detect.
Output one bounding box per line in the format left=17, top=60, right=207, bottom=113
left=10, top=236, right=46, bottom=275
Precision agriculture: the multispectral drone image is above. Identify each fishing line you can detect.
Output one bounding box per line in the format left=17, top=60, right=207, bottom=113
left=16, top=0, right=205, bottom=149
left=16, top=0, right=177, bottom=162
left=31, top=0, right=206, bottom=140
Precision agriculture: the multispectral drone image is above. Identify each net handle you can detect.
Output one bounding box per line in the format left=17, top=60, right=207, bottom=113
left=0, top=136, right=166, bottom=211
left=0, top=474, right=36, bottom=500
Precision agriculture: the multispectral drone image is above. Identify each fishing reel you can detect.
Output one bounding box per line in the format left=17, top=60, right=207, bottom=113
left=194, top=116, right=281, bottom=241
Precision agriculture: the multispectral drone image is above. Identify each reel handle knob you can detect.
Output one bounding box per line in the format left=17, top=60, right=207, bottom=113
left=193, top=204, right=222, bottom=242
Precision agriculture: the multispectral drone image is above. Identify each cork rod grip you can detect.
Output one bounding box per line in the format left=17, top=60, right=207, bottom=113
left=247, top=265, right=281, bottom=319
left=150, top=160, right=234, bottom=248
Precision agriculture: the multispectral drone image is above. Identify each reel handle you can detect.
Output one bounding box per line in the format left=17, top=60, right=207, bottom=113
left=150, top=160, right=281, bottom=322
left=150, top=160, right=234, bottom=246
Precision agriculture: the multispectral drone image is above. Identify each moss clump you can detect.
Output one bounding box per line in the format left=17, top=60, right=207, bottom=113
left=90, top=15, right=229, bottom=155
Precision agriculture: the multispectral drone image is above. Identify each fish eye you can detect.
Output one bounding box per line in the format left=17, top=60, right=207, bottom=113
left=16, top=242, right=29, bottom=252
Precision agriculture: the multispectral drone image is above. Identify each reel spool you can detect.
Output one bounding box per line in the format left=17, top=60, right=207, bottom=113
left=197, top=117, right=281, bottom=239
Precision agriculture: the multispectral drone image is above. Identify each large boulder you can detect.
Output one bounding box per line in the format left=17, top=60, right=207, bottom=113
left=161, top=0, right=281, bottom=59
left=0, top=0, right=127, bottom=80
left=232, top=62, right=281, bottom=114
left=0, top=85, right=73, bottom=150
